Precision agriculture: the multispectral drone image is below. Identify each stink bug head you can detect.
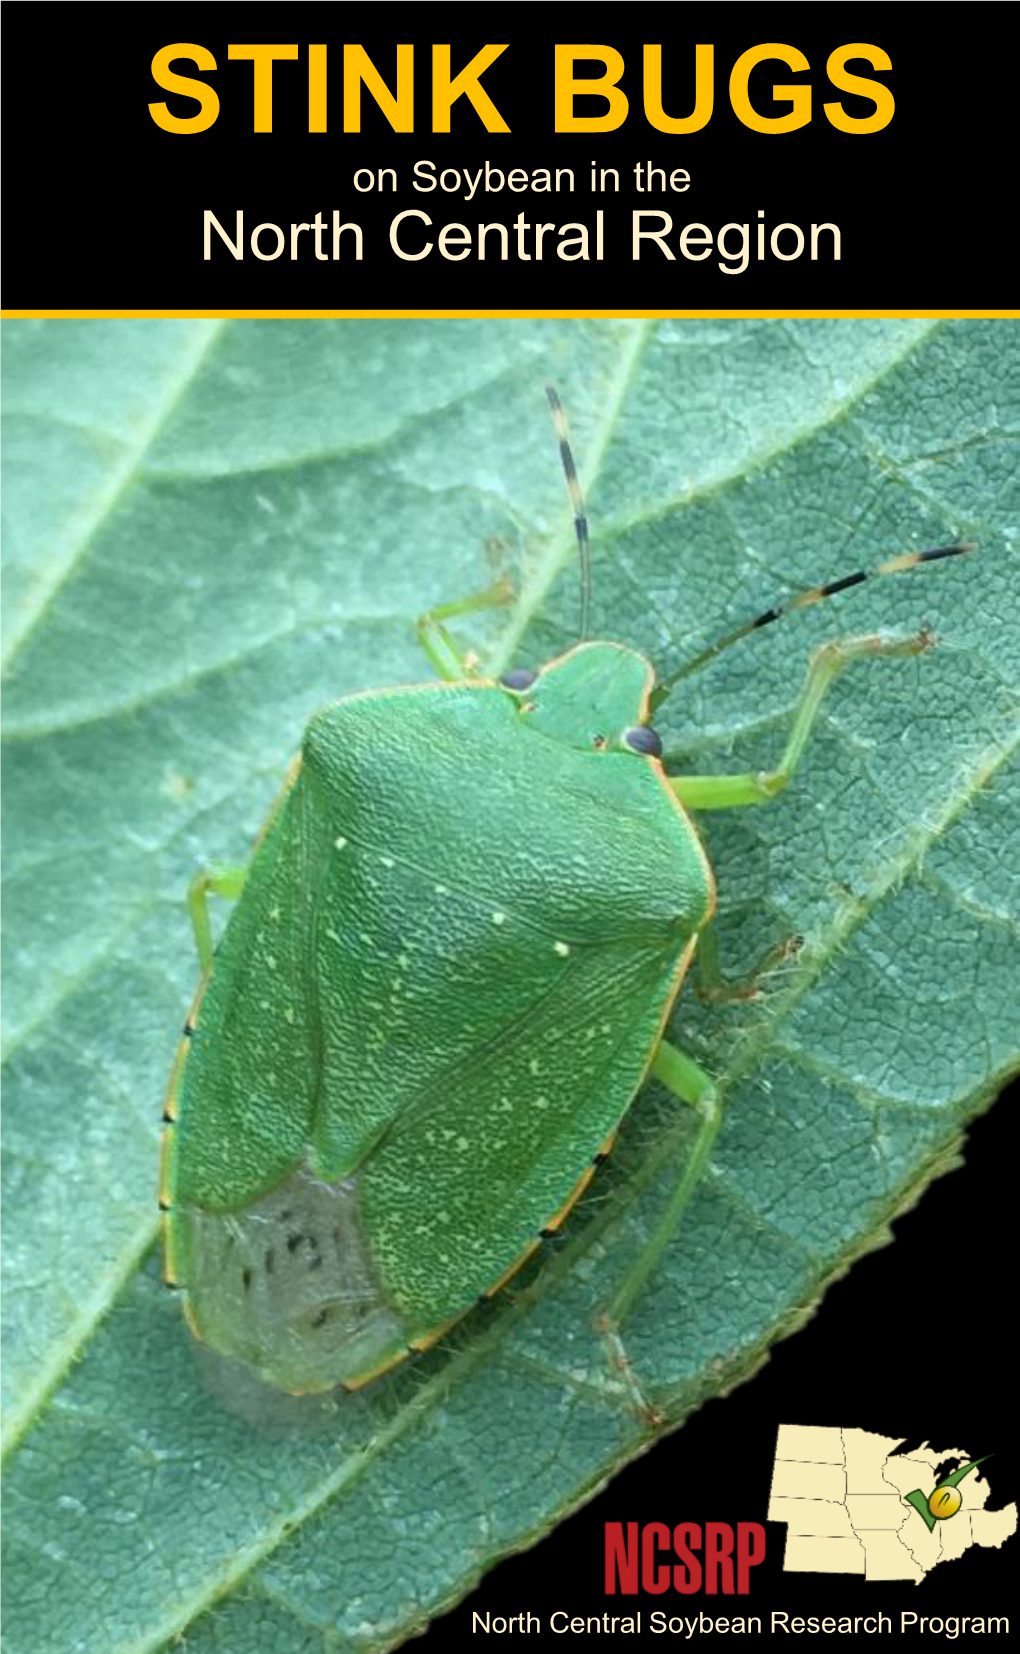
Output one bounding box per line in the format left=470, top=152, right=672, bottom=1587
left=503, top=641, right=657, bottom=754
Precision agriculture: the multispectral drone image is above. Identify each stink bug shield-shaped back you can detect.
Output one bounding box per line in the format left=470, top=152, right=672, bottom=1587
left=159, top=389, right=971, bottom=1394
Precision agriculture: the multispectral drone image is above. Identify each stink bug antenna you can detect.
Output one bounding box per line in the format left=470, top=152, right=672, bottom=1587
left=546, top=384, right=592, bottom=643
left=651, top=541, right=976, bottom=710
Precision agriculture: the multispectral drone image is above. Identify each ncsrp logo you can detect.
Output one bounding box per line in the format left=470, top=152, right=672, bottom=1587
left=605, top=1521, right=767, bottom=1595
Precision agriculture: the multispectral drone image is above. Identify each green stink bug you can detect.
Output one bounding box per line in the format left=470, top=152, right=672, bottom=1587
left=159, top=388, right=971, bottom=1395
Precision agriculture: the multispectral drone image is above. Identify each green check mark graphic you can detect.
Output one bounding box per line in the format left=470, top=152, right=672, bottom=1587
left=905, top=1456, right=993, bottom=1531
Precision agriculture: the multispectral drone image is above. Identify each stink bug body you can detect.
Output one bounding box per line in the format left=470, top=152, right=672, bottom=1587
left=159, top=389, right=971, bottom=1394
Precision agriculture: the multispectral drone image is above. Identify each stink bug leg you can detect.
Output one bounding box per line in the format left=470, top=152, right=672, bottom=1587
left=188, top=865, right=247, bottom=976
left=602, top=1039, right=724, bottom=1333
left=667, top=628, right=940, bottom=812
left=415, top=575, right=514, bottom=681
left=693, top=923, right=803, bottom=1005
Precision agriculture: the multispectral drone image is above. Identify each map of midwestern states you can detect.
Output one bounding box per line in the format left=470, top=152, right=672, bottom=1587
left=768, top=1425, right=1016, bottom=1583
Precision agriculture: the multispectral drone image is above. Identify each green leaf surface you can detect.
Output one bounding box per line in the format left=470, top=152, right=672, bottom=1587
left=3, top=317, right=1018, bottom=1653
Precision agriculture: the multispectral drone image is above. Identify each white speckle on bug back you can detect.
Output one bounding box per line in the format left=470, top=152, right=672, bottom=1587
left=553, top=940, right=570, bottom=957
left=334, top=835, right=347, bottom=850
left=380, top=854, right=395, bottom=868
left=491, top=910, right=507, bottom=925
left=434, top=883, right=450, bottom=896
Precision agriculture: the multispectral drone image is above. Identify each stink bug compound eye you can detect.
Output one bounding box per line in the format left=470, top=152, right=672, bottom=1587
left=159, top=387, right=975, bottom=1396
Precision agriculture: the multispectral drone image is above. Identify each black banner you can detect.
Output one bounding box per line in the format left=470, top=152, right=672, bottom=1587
left=4, top=6, right=1014, bottom=311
